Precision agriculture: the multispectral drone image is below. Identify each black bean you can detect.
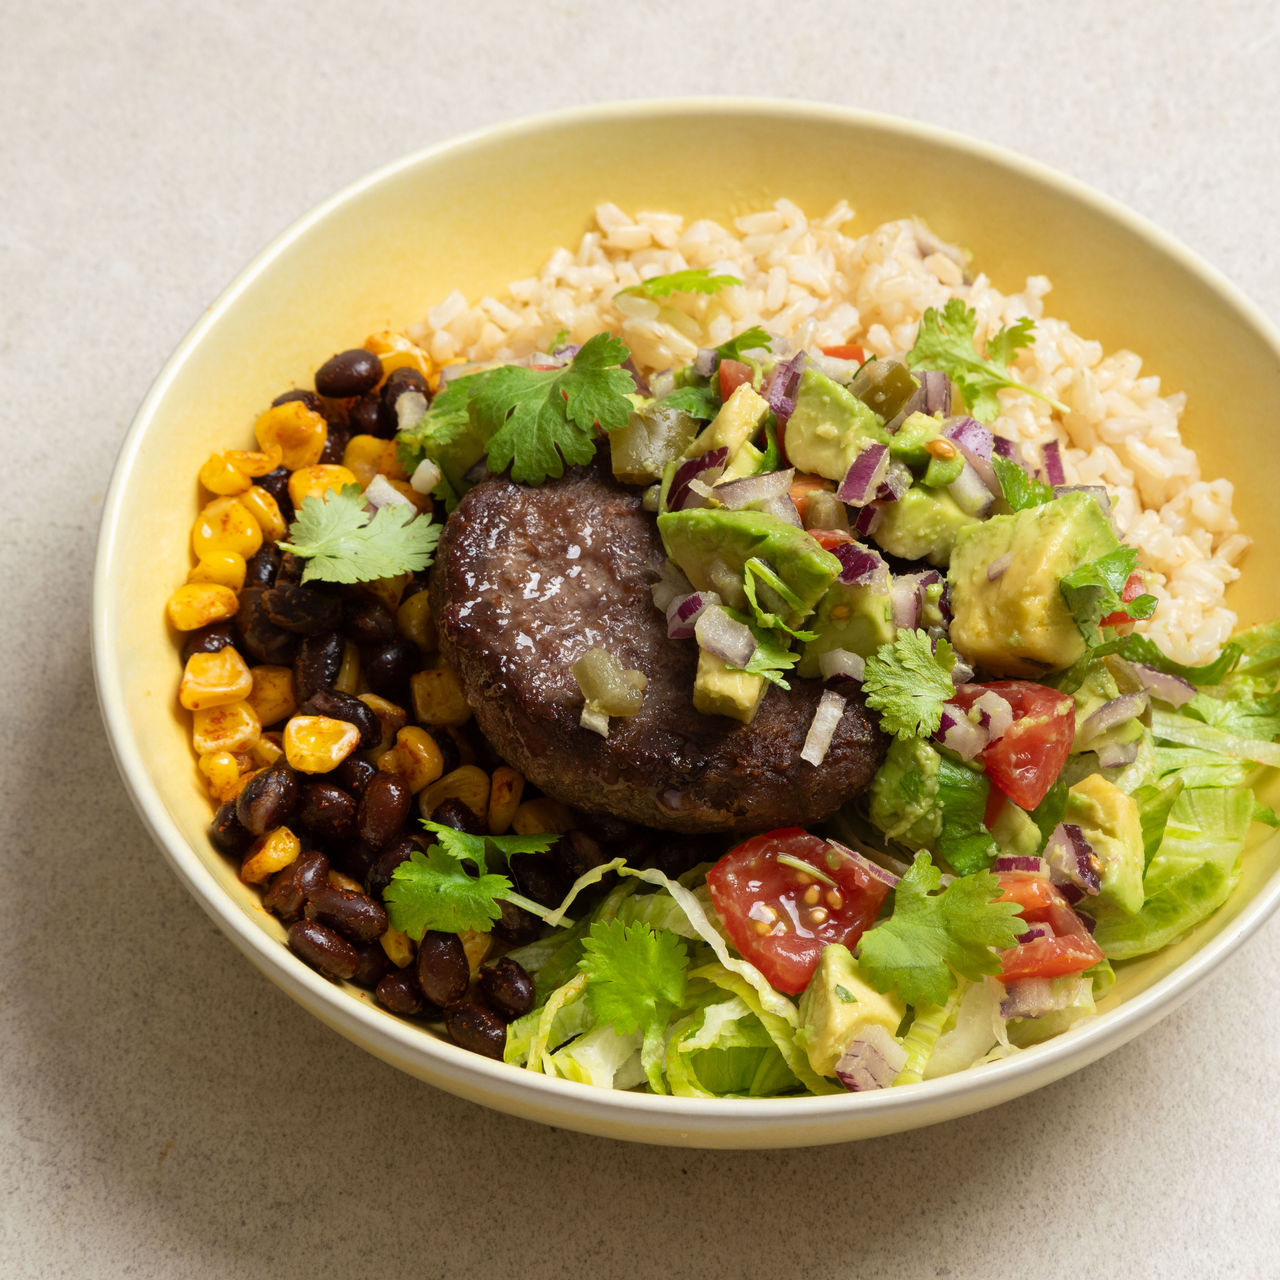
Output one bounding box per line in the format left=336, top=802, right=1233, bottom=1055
left=318, top=422, right=351, bottom=465
left=303, top=883, right=388, bottom=945
left=431, top=796, right=486, bottom=836
left=262, top=583, right=344, bottom=635
left=478, top=957, right=535, bottom=1022
left=288, top=919, right=359, bottom=981
left=297, top=781, right=358, bottom=843
left=415, top=931, right=469, bottom=1007
left=302, top=687, right=381, bottom=749
left=262, top=849, right=330, bottom=922
left=235, top=764, right=299, bottom=836
left=380, top=368, right=430, bottom=430
left=445, top=1002, right=506, bottom=1060
left=361, top=639, right=418, bottom=701
left=271, top=388, right=324, bottom=414
left=342, top=597, right=398, bottom=647
left=357, top=773, right=411, bottom=850
left=434, top=730, right=462, bottom=779
left=236, top=587, right=299, bottom=666
left=376, top=968, right=431, bottom=1018
left=292, top=631, right=344, bottom=704
left=366, top=836, right=420, bottom=900
left=277, top=550, right=304, bottom=586
left=209, top=801, right=253, bottom=858
left=509, top=852, right=568, bottom=909
left=243, top=544, right=282, bottom=590
left=349, top=941, right=391, bottom=990
left=182, top=621, right=237, bottom=662
left=330, top=837, right=379, bottom=885
left=315, top=349, right=382, bottom=399
left=348, top=392, right=395, bottom=439
left=492, top=899, right=542, bottom=946
left=255, top=468, right=294, bottom=523
left=334, top=755, right=376, bottom=798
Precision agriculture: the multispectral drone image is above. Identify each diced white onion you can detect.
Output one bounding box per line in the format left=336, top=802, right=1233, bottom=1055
left=364, top=474, right=414, bottom=509
left=818, top=649, right=866, bottom=682
left=800, top=690, right=846, bottom=765
left=410, top=458, right=443, bottom=494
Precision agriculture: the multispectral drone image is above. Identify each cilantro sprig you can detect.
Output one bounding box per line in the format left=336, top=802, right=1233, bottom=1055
left=992, top=454, right=1054, bottom=512
left=578, top=918, right=689, bottom=1037
left=619, top=268, right=742, bottom=300
left=906, top=299, right=1067, bottom=423
left=278, top=485, right=441, bottom=585
left=715, top=326, right=773, bottom=363
left=862, top=629, right=957, bottom=740
left=1059, top=545, right=1157, bottom=646
left=742, top=558, right=818, bottom=642
left=857, top=853, right=1027, bottom=1006
left=721, top=608, right=801, bottom=689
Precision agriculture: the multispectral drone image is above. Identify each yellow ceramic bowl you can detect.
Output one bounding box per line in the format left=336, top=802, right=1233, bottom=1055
left=93, top=100, right=1280, bottom=1147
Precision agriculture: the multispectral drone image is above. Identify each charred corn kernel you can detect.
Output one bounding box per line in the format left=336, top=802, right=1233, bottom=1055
left=254, top=400, right=328, bottom=471
left=238, top=485, right=287, bottom=542
left=376, top=439, right=409, bottom=481
left=411, top=666, right=471, bottom=728
left=512, top=796, right=574, bottom=836
left=180, top=646, right=253, bottom=711
left=199, top=750, right=249, bottom=802
left=187, top=551, right=246, bottom=591
left=418, top=765, right=490, bottom=823
left=198, top=452, right=252, bottom=496
left=459, top=928, right=491, bottom=974
left=288, top=464, right=358, bottom=508
left=362, top=572, right=410, bottom=613
left=396, top=589, right=436, bottom=653
left=283, top=714, right=360, bottom=773
left=379, top=925, right=415, bottom=969
left=251, top=733, right=284, bottom=766
left=225, top=443, right=282, bottom=477
left=334, top=641, right=361, bottom=695
left=327, top=869, right=364, bottom=893
left=192, top=699, right=261, bottom=754
left=167, top=582, right=240, bottom=631
left=359, top=693, right=408, bottom=754
left=191, top=495, right=263, bottom=560
left=342, top=433, right=386, bottom=488
left=377, top=725, right=445, bottom=793
left=487, top=766, right=525, bottom=835
left=364, top=330, right=433, bottom=384
left=240, top=826, right=301, bottom=885
left=246, top=665, right=296, bottom=727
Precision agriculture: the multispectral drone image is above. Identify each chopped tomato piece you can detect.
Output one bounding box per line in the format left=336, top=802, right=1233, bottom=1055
left=998, top=932, right=1104, bottom=982
left=951, top=681, right=1075, bottom=810
left=788, top=472, right=835, bottom=521
left=707, top=828, right=893, bottom=994
left=718, top=358, right=753, bottom=401
left=820, top=344, right=866, bottom=363
left=1100, top=571, right=1146, bottom=629
left=809, top=528, right=855, bottom=552
left=984, top=785, right=1007, bottom=831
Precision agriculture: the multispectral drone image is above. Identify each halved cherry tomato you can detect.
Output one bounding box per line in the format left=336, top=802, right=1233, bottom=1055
left=820, top=344, right=866, bottom=363
left=718, top=358, right=753, bottom=401
left=994, top=871, right=1103, bottom=982
left=1099, top=571, right=1146, bottom=629
left=950, top=681, right=1075, bottom=810
left=707, top=828, right=893, bottom=993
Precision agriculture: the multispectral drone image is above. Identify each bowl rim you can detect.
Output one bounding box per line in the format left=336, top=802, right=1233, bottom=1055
left=92, top=96, right=1280, bottom=1140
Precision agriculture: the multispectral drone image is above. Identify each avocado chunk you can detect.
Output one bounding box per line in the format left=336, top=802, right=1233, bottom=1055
left=796, top=944, right=906, bottom=1078
left=692, top=648, right=766, bottom=723
left=947, top=491, right=1119, bottom=676
left=989, top=799, right=1043, bottom=859
left=684, top=382, right=770, bottom=460
left=785, top=368, right=888, bottom=483
left=1065, top=773, right=1144, bottom=917
left=867, top=737, right=943, bottom=849
left=874, top=486, right=981, bottom=567
left=797, top=557, right=894, bottom=678
left=657, top=507, right=841, bottom=625
left=888, top=411, right=947, bottom=467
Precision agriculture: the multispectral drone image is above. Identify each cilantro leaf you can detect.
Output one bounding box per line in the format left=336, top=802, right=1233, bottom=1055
left=857, top=853, right=1027, bottom=1006
left=862, top=629, right=957, bottom=740
left=1059, top=545, right=1157, bottom=646
left=473, top=332, right=636, bottom=484
left=420, top=821, right=558, bottom=877
left=658, top=385, right=719, bottom=421
left=578, top=918, right=688, bottom=1036
left=721, top=608, right=800, bottom=689
left=1083, top=633, right=1242, bottom=687
left=395, top=372, right=486, bottom=508
left=278, top=485, right=441, bottom=585
left=619, top=268, right=742, bottom=300
left=716, top=326, right=773, bottom=363
left=383, top=846, right=513, bottom=938
left=741, top=557, right=818, bottom=641
left=906, top=300, right=1066, bottom=423
left=992, top=454, right=1054, bottom=511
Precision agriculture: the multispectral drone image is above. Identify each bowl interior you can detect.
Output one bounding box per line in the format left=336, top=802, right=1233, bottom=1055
left=95, top=101, right=1280, bottom=1146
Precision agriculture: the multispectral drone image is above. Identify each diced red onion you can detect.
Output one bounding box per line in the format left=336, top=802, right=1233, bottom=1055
left=1077, top=911, right=1098, bottom=935
left=818, top=648, right=866, bottom=682
left=715, top=467, right=796, bottom=512
left=834, top=1024, right=907, bottom=1091
left=991, top=435, right=1025, bottom=468
left=993, top=855, right=1049, bottom=876
left=800, top=690, right=846, bottom=766
left=1120, top=660, right=1196, bottom=708
left=651, top=559, right=694, bottom=613
left=918, top=370, right=952, bottom=417
left=986, top=552, right=1013, bottom=582
left=666, top=591, right=720, bottom=640
left=1076, top=690, right=1149, bottom=748
left=667, top=447, right=729, bottom=512
left=970, top=690, right=1015, bottom=740
left=877, top=460, right=913, bottom=502
left=649, top=369, right=676, bottom=399
left=1041, top=440, right=1066, bottom=486
left=693, top=348, right=718, bottom=378
left=948, top=460, right=996, bottom=517
left=853, top=504, right=882, bottom=536
left=837, top=444, right=890, bottom=505
left=826, top=840, right=900, bottom=888
left=935, top=709, right=990, bottom=761
left=1045, top=823, right=1102, bottom=897
left=1094, top=739, right=1141, bottom=769
left=832, top=543, right=887, bottom=586
left=944, top=417, right=999, bottom=494
left=762, top=351, right=805, bottom=427
left=890, top=576, right=921, bottom=630
left=1053, top=484, right=1113, bottom=521
left=694, top=605, right=756, bottom=669
left=999, top=977, right=1056, bottom=1019
left=884, top=388, right=924, bottom=435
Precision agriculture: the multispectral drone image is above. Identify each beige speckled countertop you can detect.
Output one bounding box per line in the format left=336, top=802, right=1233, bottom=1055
left=3, top=3, right=1278, bottom=1276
